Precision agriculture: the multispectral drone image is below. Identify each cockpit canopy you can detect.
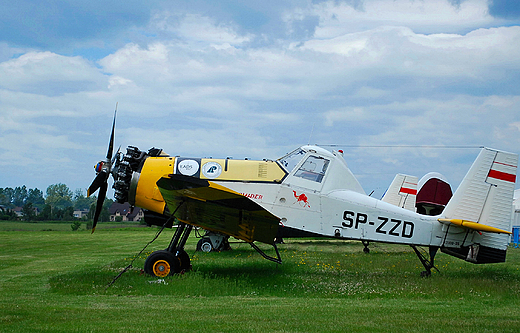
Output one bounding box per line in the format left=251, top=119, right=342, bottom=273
left=277, top=146, right=365, bottom=194
left=278, top=148, right=306, bottom=173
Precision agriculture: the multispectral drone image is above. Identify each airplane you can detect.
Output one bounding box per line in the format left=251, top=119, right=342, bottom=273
left=88, top=113, right=518, bottom=278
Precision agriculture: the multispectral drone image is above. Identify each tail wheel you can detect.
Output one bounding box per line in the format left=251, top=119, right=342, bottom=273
left=144, top=250, right=179, bottom=277
left=197, top=238, right=213, bottom=252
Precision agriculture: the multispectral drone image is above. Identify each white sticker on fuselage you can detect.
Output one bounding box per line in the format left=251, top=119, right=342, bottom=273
left=202, top=162, right=222, bottom=179
left=178, top=159, right=200, bottom=176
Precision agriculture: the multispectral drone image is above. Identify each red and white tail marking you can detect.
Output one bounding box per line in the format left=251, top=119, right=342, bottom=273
left=487, top=160, right=517, bottom=184
left=399, top=180, right=418, bottom=195
left=382, top=174, right=418, bottom=211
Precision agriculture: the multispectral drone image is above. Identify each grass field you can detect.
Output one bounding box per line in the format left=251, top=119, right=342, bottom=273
left=1, top=223, right=520, bottom=332
left=0, top=221, right=145, bottom=232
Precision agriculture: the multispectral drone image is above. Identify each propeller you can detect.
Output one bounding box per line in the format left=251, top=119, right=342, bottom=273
left=87, top=105, right=117, bottom=233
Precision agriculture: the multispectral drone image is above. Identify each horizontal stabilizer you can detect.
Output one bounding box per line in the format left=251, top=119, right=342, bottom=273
left=438, top=218, right=511, bottom=235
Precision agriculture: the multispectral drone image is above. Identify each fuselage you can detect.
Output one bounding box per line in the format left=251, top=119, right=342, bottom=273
left=115, top=145, right=458, bottom=248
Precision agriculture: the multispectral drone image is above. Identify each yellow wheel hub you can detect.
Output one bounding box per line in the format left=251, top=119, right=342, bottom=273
left=152, top=260, right=170, bottom=277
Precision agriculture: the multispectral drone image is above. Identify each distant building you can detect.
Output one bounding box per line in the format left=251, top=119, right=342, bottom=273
left=109, top=202, right=143, bottom=222
left=73, top=210, right=89, bottom=219
left=13, top=207, right=24, bottom=217
left=12, top=206, right=39, bottom=218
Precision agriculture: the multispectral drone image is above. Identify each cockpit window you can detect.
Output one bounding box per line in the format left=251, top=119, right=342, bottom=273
left=277, top=148, right=305, bottom=173
left=294, top=156, right=329, bottom=183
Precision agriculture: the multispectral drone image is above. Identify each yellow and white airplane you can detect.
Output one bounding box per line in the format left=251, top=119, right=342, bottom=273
left=88, top=114, right=518, bottom=277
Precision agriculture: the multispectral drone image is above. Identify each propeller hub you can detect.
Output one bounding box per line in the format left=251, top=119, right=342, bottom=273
left=95, top=161, right=104, bottom=173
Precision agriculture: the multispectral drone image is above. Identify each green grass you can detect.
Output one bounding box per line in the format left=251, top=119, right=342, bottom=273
left=0, top=220, right=144, bottom=231
left=1, top=225, right=520, bottom=332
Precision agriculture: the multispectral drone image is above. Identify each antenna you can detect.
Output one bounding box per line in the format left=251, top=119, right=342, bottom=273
left=317, top=144, right=483, bottom=149
left=308, top=123, right=315, bottom=145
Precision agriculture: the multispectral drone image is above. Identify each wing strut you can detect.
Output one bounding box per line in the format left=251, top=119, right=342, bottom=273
left=250, top=242, right=282, bottom=264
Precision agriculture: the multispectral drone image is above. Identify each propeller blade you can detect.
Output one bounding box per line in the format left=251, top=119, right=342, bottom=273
left=106, top=107, right=117, bottom=160
left=87, top=171, right=107, bottom=197
left=91, top=181, right=108, bottom=234
left=112, top=145, right=121, bottom=164
left=90, top=104, right=118, bottom=233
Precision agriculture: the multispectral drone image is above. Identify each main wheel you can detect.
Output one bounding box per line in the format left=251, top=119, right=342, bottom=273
left=197, top=238, right=213, bottom=252
left=144, top=250, right=179, bottom=277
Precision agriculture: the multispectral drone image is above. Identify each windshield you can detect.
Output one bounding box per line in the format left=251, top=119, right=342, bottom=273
left=277, top=148, right=305, bottom=173
left=294, top=156, right=329, bottom=183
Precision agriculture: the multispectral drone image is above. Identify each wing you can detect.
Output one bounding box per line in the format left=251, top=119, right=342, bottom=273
left=156, top=174, right=280, bottom=244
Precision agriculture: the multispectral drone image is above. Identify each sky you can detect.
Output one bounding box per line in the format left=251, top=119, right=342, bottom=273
left=1, top=0, right=520, bottom=199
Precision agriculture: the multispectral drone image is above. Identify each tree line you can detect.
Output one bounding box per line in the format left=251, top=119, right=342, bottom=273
left=0, top=184, right=113, bottom=222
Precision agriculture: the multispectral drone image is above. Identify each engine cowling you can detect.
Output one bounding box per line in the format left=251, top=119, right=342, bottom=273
left=112, top=146, right=171, bottom=216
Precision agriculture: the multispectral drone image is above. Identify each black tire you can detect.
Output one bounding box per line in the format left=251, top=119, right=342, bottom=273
left=196, top=238, right=203, bottom=251
left=144, top=250, right=179, bottom=277
left=175, top=249, right=192, bottom=271
left=197, top=238, right=213, bottom=252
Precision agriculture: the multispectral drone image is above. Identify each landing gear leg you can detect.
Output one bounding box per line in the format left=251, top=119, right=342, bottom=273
left=362, top=241, right=370, bottom=254
left=411, top=245, right=439, bottom=277
left=144, top=222, right=193, bottom=277
left=167, top=222, right=193, bottom=272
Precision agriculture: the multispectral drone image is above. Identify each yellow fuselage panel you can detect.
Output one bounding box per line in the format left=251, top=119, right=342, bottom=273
left=135, top=157, right=174, bottom=214
left=199, top=159, right=286, bottom=182
left=133, top=157, right=285, bottom=215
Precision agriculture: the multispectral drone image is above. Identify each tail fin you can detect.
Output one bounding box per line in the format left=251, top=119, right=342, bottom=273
left=441, top=147, right=518, bottom=262
left=381, top=174, right=418, bottom=211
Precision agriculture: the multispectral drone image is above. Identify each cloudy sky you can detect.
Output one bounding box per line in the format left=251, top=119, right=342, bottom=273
left=1, top=0, right=519, bottom=199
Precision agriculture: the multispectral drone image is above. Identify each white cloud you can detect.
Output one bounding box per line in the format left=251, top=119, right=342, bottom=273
left=0, top=115, right=79, bottom=167
left=100, top=43, right=169, bottom=77
left=1, top=1, right=520, bottom=193
left=295, top=24, right=520, bottom=96
left=108, top=76, right=134, bottom=89
left=338, top=95, right=520, bottom=151
left=0, top=51, right=106, bottom=95
left=324, top=107, right=368, bottom=126
left=118, top=126, right=276, bottom=160
left=0, top=42, right=29, bottom=62
left=310, top=0, right=494, bottom=38
left=152, top=12, right=253, bottom=46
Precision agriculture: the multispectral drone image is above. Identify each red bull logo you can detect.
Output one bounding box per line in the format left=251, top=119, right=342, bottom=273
left=293, top=190, right=310, bottom=208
